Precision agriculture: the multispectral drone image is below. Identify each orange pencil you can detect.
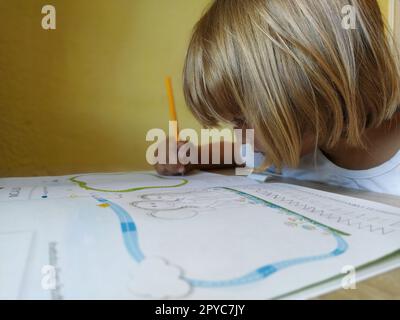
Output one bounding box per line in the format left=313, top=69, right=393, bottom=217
left=165, top=76, right=179, bottom=140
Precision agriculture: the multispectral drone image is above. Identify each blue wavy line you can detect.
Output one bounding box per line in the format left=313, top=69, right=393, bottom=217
left=96, top=197, right=145, bottom=263
left=94, top=189, right=348, bottom=288
left=187, top=234, right=348, bottom=287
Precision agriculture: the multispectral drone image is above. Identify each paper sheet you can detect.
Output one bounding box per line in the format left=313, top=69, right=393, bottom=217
left=281, top=251, right=400, bottom=300
left=0, top=171, right=399, bottom=299
left=0, top=231, right=34, bottom=299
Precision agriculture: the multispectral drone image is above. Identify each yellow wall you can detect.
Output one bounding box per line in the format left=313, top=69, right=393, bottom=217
left=0, top=0, right=391, bottom=177
left=378, top=0, right=389, bottom=22
left=0, top=0, right=209, bottom=177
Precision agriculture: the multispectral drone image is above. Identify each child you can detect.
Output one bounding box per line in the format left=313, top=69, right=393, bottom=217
left=155, top=0, right=400, bottom=196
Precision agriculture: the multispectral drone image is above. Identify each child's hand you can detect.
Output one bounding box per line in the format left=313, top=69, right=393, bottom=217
left=154, top=140, right=196, bottom=176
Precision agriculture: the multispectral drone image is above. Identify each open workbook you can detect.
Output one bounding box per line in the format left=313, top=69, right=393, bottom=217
left=0, top=171, right=399, bottom=299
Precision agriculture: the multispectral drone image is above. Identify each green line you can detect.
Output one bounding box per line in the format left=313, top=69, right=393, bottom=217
left=223, top=187, right=351, bottom=237
left=70, top=173, right=188, bottom=193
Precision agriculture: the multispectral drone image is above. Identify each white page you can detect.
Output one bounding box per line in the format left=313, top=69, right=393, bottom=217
left=0, top=231, right=34, bottom=299
left=0, top=172, right=399, bottom=299
left=0, top=171, right=257, bottom=202
left=280, top=251, right=400, bottom=300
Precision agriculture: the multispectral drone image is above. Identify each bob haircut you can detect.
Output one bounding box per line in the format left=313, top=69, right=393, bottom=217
left=183, top=0, right=400, bottom=169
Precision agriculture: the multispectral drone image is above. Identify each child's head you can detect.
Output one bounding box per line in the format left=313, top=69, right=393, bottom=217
left=183, top=0, right=400, bottom=169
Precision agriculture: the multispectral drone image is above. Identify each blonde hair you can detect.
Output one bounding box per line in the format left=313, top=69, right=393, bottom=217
left=183, top=0, right=400, bottom=169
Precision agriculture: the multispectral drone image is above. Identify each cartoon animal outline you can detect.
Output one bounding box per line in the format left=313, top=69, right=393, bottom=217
left=130, top=188, right=259, bottom=220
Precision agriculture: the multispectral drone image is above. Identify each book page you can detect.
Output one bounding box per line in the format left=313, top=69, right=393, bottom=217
left=0, top=172, right=399, bottom=299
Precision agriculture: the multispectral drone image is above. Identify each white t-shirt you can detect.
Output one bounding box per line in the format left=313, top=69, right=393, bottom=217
left=251, top=149, right=400, bottom=196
